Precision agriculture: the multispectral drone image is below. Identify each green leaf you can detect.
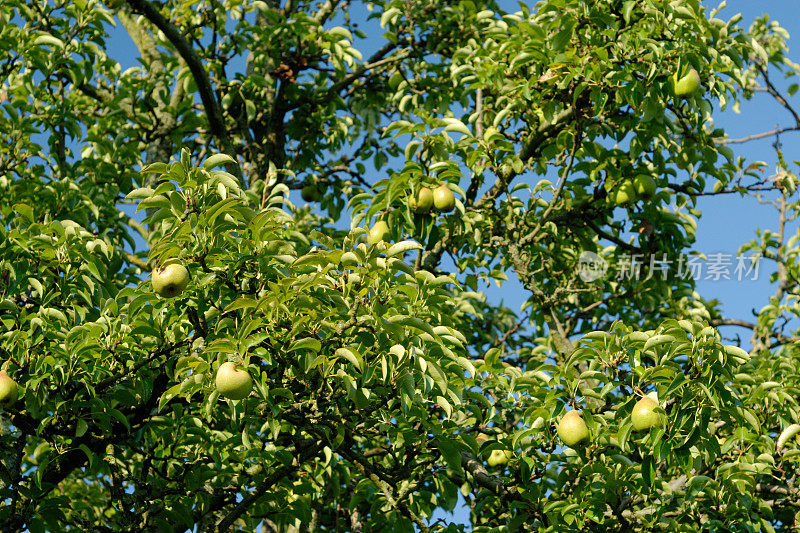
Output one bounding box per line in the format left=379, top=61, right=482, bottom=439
left=723, top=344, right=751, bottom=364
left=335, top=346, right=362, bottom=370
left=33, top=33, right=64, bottom=49
left=437, top=438, right=463, bottom=474
left=126, top=187, right=155, bottom=199
left=622, top=1, right=636, bottom=24
left=442, top=119, right=471, bottom=136
left=223, top=298, right=258, bottom=313
left=641, top=455, right=654, bottom=487
left=386, top=240, right=422, bottom=257
left=289, top=337, right=322, bottom=353
left=387, top=315, right=438, bottom=339
left=13, top=203, right=34, bottom=222
left=203, top=153, right=236, bottom=169
left=79, top=444, right=96, bottom=469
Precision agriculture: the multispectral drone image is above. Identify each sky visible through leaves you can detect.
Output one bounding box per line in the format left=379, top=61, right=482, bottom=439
left=96, top=0, right=800, bottom=527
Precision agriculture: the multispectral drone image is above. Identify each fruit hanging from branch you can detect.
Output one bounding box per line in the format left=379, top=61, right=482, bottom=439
left=215, top=362, right=253, bottom=400
left=557, top=410, right=589, bottom=446
left=614, top=180, right=637, bottom=206
left=487, top=449, right=512, bottom=466
left=301, top=183, right=322, bottom=202
left=0, top=370, right=18, bottom=405
left=633, top=174, right=657, bottom=199
left=673, top=68, right=701, bottom=98
left=367, top=220, right=391, bottom=245
left=433, top=185, right=456, bottom=213
left=631, top=396, right=662, bottom=431
left=151, top=262, right=190, bottom=298
left=411, top=187, right=434, bottom=214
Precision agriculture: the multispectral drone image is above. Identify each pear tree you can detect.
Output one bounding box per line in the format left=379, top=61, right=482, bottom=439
left=1, top=0, right=800, bottom=531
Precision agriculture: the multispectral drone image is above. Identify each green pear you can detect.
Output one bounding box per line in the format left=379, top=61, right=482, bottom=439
left=215, top=362, right=253, bottom=400
left=301, top=184, right=321, bottom=202
left=367, top=220, right=391, bottom=245
left=674, top=69, right=701, bottom=98
left=631, top=396, right=661, bottom=431
left=487, top=449, right=512, bottom=467
left=633, top=174, right=656, bottom=199
left=614, top=180, right=637, bottom=206
left=151, top=263, right=190, bottom=298
left=557, top=410, right=589, bottom=447
left=0, top=371, right=18, bottom=405
left=433, top=185, right=455, bottom=213
left=413, top=187, right=434, bottom=213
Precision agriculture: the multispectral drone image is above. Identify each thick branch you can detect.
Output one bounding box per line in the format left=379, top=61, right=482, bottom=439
left=125, top=0, right=241, bottom=179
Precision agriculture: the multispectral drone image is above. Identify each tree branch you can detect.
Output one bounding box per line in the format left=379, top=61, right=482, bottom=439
left=125, top=0, right=241, bottom=180
left=213, top=441, right=321, bottom=532
left=711, top=318, right=800, bottom=347
left=475, top=106, right=576, bottom=210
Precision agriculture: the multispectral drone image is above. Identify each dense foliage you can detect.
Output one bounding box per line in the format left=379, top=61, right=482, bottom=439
left=1, top=0, right=800, bottom=531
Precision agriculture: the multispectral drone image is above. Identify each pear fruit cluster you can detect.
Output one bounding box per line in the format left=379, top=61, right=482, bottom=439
left=614, top=174, right=657, bottom=206
left=555, top=394, right=662, bottom=448
left=410, top=184, right=456, bottom=214
left=367, top=183, right=458, bottom=248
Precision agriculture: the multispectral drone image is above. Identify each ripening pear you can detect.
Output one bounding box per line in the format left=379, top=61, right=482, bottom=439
left=487, top=449, right=512, bottom=466
left=0, top=371, right=18, bottom=405
left=151, top=263, right=190, bottom=298
left=367, top=221, right=391, bottom=245
left=633, top=174, right=656, bottom=199
left=413, top=187, right=434, bottom=213
left=631, top=396, right=662, bottom=431
left=674, top=69, right=701, bottom=98
left=301, top=184, right=321, bottom=202
left=558, top=410, right=589, bottom=447
left=614, top=180, right=637, bottom=206
left=432, top=185, right=455, bottom=213
left=215, top=362, right=253, bottom=400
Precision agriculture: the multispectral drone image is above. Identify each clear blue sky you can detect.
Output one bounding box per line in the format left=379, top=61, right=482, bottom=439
left=691, top=0, right=800, bottom=341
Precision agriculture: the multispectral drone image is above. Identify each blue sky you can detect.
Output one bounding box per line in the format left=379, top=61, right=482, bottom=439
left=691, top=1, right=800, bottom=340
